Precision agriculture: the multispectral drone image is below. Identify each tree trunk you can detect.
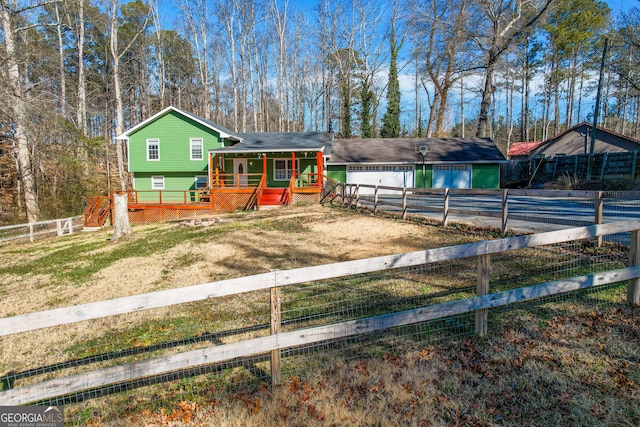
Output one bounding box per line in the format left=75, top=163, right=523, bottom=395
left=110, top=0, right=127, bottom=191
left=1, top=5, right=40, bottom=223
left=77, top=0, right=87, bottom=135
left=476, top=48, right=497, bottom=138
left=112, top=193, right=132, bottom=241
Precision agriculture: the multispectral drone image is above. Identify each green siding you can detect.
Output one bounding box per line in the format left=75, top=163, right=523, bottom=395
left=133, top=172, right=207, bottom=202
left=471, top=164, right=500, bottom=188
left=128, top=110, right=222, bottom=174
left=326, top=165, right=346, bottom=183
left=325, top=163, right=502, bottom=189
left=222, top=153, right=319, bottom=188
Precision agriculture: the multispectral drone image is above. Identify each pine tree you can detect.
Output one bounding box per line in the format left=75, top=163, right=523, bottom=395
left=381, top=24, right=401, bottom=138
left=360, top=79, right=375, bottom=138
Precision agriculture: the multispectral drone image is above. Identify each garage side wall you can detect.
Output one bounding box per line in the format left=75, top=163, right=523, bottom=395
left=471, top=164, right=500, bottom=189
left=326, top=165, right=346, bottom=183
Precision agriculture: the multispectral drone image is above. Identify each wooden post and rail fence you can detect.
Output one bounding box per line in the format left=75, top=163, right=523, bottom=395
left=336, top=184, right=638, bottom=236
left=2, top=220, right=640, bottom=405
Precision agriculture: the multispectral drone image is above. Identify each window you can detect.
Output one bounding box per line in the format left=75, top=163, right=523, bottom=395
left=194, top=175, right=207, bottom=189
left=151, top=175, right=164, bottom=190
left=147, top=139, right=160, bottom=161
left=274, top=159, right=300, bottom=180
left=190, top=138, right=203, bottom=160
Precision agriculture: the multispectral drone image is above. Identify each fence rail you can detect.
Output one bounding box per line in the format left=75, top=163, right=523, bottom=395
left=1, top=219, right=639, bottom=405
left=0, top=215, right=83, bottom=244
left=333, top=183, right=640, bottom=234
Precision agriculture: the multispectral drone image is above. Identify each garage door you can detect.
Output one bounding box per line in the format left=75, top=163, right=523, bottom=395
left=432, top=165, right=471, bottom=189
left=347, top=165, right=414, bottom=194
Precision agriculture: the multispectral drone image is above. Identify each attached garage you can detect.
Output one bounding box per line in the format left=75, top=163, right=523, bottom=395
left=327, top=137, right=506, bottom=190
left=432, top=165, right=471, bottom=189
left=347, top=165, right=414, bottom=194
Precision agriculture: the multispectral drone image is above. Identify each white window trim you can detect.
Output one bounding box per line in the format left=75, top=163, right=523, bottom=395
left=147, top=138, right=160, bottom=161
left=273, top=159, right=300, bottom=181
left=151, top=175, right=165, bottom=190
left=190, top=138, right=204, bottom=160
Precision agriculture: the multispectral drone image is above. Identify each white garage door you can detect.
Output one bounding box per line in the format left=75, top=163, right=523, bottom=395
left=433, top=165, right=471, bottom=189
left=347, top=165, right=414, bottom=194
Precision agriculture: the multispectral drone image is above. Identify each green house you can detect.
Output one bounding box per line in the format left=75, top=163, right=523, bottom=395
left=116, top=106, right=332, bottom=207
left=117, top=106, right=242, bottom=202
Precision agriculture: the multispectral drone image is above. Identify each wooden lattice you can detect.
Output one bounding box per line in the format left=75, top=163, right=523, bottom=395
left=292, top=192, right=321, bottom=204
left=128, top=207, right=217, bottom=224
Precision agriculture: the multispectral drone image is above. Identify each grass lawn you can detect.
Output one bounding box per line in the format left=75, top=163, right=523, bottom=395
left=0, top=205, right=638, bottom=426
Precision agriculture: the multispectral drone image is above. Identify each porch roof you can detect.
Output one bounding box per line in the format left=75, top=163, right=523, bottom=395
left=209, top=132, right=333, bottom=155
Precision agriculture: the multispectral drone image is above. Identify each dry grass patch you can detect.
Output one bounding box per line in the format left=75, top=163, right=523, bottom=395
left=98, top=304, right=640, bottom=427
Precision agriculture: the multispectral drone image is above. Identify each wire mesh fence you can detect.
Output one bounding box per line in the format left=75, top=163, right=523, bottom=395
left=1, top=219, right=637, bottom=424
left=335, top=184, right=640, bottom=235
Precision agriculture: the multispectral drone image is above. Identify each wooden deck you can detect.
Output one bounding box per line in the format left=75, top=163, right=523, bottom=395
left=84, top=174, right=329, bottom=226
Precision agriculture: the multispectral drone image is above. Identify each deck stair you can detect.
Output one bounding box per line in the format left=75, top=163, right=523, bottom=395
left=259, top=188, right=288, bottom=207
left=84, top=196, right=110, bottom=227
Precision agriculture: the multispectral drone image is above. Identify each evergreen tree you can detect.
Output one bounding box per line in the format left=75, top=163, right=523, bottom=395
left=381, top=24, right=401, bottom=138
left=341, top=79, right=352, bottom=138
left=359, top=78, right=375, bottom=138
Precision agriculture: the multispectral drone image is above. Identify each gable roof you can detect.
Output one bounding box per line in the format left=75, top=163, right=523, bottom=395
left=507, top=141, right=544, bottom=157
left=328, top=137, right=507, bottom=164
left=529, top=122, right=640, bottom=157
left=210, top=132, right=333, bottom=154
left=115, top=106, right=243, bottom=142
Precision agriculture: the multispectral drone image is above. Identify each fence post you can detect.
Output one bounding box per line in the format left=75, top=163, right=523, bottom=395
left=594, top=191, right=603, bottom=247
left=501, top=189, right=509, bottom=236
left=374, top=186, right=379, bottom=214
left=56, top=219, right=62, bottom=237
left=443, top=188, right=450, bottom=227
left=600, top=153, right=608, bottom=181
left=29, top=223, right=34, bottom=242
left=629, top=231, right=640, bottom=307
left=402, top=188, right=407, bottom=220
left=475, top=254, right=490, bottom=336
left=270, top=286, right=282, bottom=386
left=355, top=184, right=360, bottom=208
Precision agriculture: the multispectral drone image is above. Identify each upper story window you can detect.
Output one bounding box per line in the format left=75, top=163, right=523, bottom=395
left=147, top=138, right=160, bottom=161
left=190, top=138, right=204, bottom=160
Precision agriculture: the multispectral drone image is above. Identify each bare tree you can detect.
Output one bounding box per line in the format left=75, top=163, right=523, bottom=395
left=474, top=0, right=553, bottom=138
left=0, top=0, right=54, bottom=222
left=108, top=0, right=147, bottom=190
left=180, top=0, right=210, bottom=119
left=411, top=0, right=472, bottom=137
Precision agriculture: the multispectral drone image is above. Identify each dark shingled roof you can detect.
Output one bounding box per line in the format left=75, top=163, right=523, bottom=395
left=328, top=137, right=506, bottom=164
left=211, top=132, right=333, bottom=154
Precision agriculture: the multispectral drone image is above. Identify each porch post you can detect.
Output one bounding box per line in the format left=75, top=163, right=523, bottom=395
left=291, top=152, right=296, bottom=180
left=263, top=153, right=267, bottom=183
left=316, top=151, right=323, bottom=188
left=209, top=153, right=214, bottom=189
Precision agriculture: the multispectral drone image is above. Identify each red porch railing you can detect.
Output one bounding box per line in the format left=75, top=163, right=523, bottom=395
left=211, top=173, right=264, bottom=188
